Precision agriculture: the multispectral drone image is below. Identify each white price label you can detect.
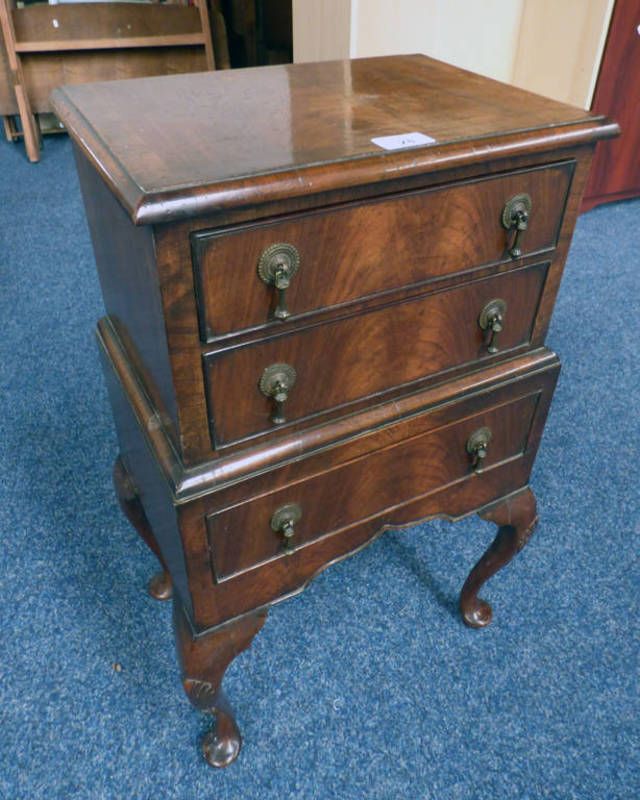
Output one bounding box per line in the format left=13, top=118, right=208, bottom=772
left=371, top=132, right=436, bottom=151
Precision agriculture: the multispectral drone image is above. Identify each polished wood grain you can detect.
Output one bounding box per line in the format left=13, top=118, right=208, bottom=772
left=177, top=355, right=559, bottom=631
left=192, top=162, right=573, bottom=340
left=98, top=344, right=194, bottom=619
left=113, top=455, right=173, bottom=601
left=74, top=149, right=181, bottom=449
left=97, top=312, right=559, bottom=632
left=97, top=315, right=559, bottom=500
left=207, top=392, right=540, bottom=582
left=64, top=55, right=615, bottom=766
left=51, top=54, right=617, bottom=223
left=582, top=0, right=640, bottom=210
left=146, top=144, right=594, bottom=466
left=204, top=263, right=548, bottom=444
left=461, top=487, right=538, bottom=627
left=174, top=598, right=267, bottom=768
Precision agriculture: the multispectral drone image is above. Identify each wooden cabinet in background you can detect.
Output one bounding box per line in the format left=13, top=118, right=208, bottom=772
left=582, top=0, right=640, bottom=211
left=0, top=0, right=217, bottom=162
left=222, top=0, right=292, bottom=67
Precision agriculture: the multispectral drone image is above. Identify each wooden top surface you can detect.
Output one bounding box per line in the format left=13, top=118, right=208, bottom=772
left=52, top=54, right=618, bottom=224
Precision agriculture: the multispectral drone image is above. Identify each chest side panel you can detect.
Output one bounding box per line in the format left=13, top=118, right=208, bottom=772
left=73, top=147, right=180, bottom=445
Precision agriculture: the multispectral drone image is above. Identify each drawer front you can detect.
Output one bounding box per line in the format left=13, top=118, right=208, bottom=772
left=192, top=162, right=573, bottom=340
left=204, top=263, right=547, bottom=445
left=206, top=391, right=540, bottom=582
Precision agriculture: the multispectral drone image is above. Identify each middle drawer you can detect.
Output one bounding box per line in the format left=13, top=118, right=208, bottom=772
left=203, top=262, right=547, bottom=446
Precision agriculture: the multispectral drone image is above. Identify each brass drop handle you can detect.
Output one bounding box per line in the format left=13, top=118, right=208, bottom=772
left=501, top=193, right=532, bottom=258
left=478, top=298, right=507, bottom=354
left=259, top=363, right=297, bottom=425
left=270, top=503, right=302, bottom=555
left=466, top=427, right=492, bottom=473
left=257, top=243, right=300, bottom=320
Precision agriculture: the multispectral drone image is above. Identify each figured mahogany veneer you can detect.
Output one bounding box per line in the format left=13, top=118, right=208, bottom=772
left=207, top=390, right=542, bottom=581
left=53, top=54, right=617, bottom=768
left=98, top=328, right=559, bottom=631
left=192, top=162, right=573, bottom=340
left=204, top=262, right=548, bottom=445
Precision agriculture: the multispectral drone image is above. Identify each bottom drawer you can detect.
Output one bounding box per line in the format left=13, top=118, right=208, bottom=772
left=207, top=389, right=541, bottom=583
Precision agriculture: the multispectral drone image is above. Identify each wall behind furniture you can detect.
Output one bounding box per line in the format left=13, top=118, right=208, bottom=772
left=512, top=0, right=615, bottom=108
left=293, top=0, right=615, bottom=109
left=292, top=0, right=353, bottom=63
left=354, top=0, right=523, bottom=84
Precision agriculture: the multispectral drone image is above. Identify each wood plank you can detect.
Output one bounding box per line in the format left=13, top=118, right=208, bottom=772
left=14, top=33, right=206, bottom=53
left=0, top=0, right=39, bottom=160
left=12, top=3, right=203, bottom=42
left=196, top=0, right=215, bottom=71
left=2, top=113, right=17, bottom=140
left=9, top=48, right=208, bottom=114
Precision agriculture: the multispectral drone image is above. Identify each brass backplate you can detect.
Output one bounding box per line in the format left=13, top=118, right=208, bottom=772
left=466, top=426, right=492, bottom=455
left=258, top=363, right=297, bottom=397
left=257, top=243, right=300, bottom=286
left=270, top=503, right=302, bottom=533
left=501, top=193, right=532, bottom=230
left=478, top=298, right=507, bottom=331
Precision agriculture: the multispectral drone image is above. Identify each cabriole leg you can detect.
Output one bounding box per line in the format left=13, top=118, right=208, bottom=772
left=460, top=487, right=538, bottom=628
left=174, top=600, right=268, bottom=768
left=112, top=454, right=173, bottom=600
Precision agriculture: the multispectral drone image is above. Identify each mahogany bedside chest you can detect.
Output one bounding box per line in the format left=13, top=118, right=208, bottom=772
left=51, top=55, right=617, bottom=768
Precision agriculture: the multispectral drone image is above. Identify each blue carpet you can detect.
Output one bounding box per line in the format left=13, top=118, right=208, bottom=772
left=1, top=135, right=638, bottom=800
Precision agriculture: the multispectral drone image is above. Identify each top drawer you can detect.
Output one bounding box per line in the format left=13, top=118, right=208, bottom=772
left=191, top=161, right=574, bottom=341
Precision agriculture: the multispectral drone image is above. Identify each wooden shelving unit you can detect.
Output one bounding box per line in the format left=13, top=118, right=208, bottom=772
left=0, top=0, right=216, bottom=162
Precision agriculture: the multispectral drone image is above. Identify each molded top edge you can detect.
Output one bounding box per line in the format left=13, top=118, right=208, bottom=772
left=52, top=55, right=618, bottom=225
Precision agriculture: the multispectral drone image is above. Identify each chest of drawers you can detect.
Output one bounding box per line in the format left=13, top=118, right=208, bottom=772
left=52, top=55, right=617, bottom=768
